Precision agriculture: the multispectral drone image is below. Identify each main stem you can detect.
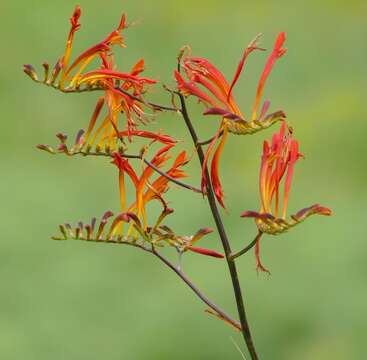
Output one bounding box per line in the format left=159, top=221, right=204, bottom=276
left=179, top=94, right=259, bottom=360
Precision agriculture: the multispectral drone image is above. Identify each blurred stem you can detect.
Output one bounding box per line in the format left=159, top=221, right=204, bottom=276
left=178, top=92, right=259, bottom=360
left=151, top=248, right=241, bottom=331
left=230, top=232, right=263, bottom=261
left=63, top=150, right=202, bottom=193
left=67, top=236, right=239, bottom=328
left=114, top=87, right=179, bottom=112
left=141, top=157, right=202, bottom=194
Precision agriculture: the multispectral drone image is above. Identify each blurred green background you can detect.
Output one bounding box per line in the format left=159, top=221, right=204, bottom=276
left=1, top=0, right=366, bottom=359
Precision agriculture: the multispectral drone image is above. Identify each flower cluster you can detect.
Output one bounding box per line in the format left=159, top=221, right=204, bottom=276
left=29, top=6, right=223, bottom=262
left=24, top=6, right=159, bottom=150
left=174, top=33, right=331, bottom=271
left=26, top=6, right=331, bottom=275
left=240, top=122, right=331, bottom=272
left=175, top=33, right=286, bottom=207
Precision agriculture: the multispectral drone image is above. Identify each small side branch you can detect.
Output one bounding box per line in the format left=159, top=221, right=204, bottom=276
left=114, top=87, right=180, bottom=112
left=49, top=149, right=202, bottom=194
left=142, top=158, right=203, bottom=194
left=230, top=232, right=263, bottom=261
left=197, top=130, right=224, bottom=146
left=151, top=248, right=241, bottom=331
left=63, top=236, right=241, bottom=331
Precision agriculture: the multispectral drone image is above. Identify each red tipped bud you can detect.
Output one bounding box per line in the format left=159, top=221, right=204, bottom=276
left=70, top=6, right=81, bottom=29
left=56, top=133, right=68, bottom=143
left=191, top=227, right=214, bottom=244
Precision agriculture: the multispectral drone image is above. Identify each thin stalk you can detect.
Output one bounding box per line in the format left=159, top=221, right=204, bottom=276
left=141, top=158, right=203, bottom=194
left=178, top=93, right=259, bottom=360
left=64, top=150, right=202, bottom=194
left=67, top=236, right=241, bottom=330
left=230, top=232, right=263, bottom=261
left=152, top=249, right=241, bottom=331
left=197, top=130, right=224, bottom=146
left=114, top=87, right=179, bottom=112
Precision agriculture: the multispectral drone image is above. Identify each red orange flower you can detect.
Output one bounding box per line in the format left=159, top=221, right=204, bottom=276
left=240, top=122, right=332, bottom=272
left=24, top=6, right=158, bottom=150
left=81, top=54, right=157, bottom=148
left=110, top=147, right=223, bottom=259
left=175, top=33, right=287, bottom=207
left=111, top=145, right=188, bottom=229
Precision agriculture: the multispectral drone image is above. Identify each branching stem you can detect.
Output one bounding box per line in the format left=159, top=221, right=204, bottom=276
left=178, top=92, right=259, bottom=360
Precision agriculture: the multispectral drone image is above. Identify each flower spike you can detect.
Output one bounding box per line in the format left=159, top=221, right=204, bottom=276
left=52, top=211, right=223, bottom=260
left=24, top=6, right=158, bottom=148
left=175, top=32, right=286, bottom=136
left=240, top=122, right=332, bottom=272
left=175, top=32, right=287, bottom=208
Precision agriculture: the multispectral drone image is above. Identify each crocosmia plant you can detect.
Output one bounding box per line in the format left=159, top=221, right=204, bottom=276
left=24, top=6, right=332, bottom=359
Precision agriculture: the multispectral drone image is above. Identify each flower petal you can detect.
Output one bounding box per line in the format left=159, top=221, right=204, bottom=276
left=191, top=227, right=214, bottom=244
left=204, top=107, right=245, bottom=121
left=187, top=246, right=224, bottom=258
left=292, top=204, right=332, bottom=221
left=252, top=32, right=287, bottom=120
left=211, top=126, right=228, bottom=208
left=240, top=211, right=275, bottom=221
left=227, top=33, right=264, bottom=102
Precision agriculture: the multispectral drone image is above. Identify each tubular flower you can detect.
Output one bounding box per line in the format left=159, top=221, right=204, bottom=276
left=175, top=32, right=287, bottom=208
left=240, top=121, right=332, bottom=272
left=80, top=54, right=157, bottom=148
left=102, top=147, right=223, bottom=259
left=111, top=145, right=188, bottom=231
left=24, top=6, right=158, bottom=149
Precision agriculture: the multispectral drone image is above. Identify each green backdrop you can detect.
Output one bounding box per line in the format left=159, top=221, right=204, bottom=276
left=1, top=0, right=366, bottom=359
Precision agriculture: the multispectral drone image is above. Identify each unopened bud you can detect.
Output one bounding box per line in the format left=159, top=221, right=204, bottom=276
left=57, top=143, right=68, bottom=152
left=23, top=64, right=39, bottom=82
left=42, top=63, right=50, bottom=83
left=191, top=227, right=214, bottom=244
left=50, top=59, right=62, bottom=85
left=85, top=225, right=92, bottom=240
left=36, top=144, right=55, bottom=154
left=74, top=129, right=85, bottom=147
left=59, top=224, right=68, bottom=239
left=56, top=133, right=68, bottom=143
